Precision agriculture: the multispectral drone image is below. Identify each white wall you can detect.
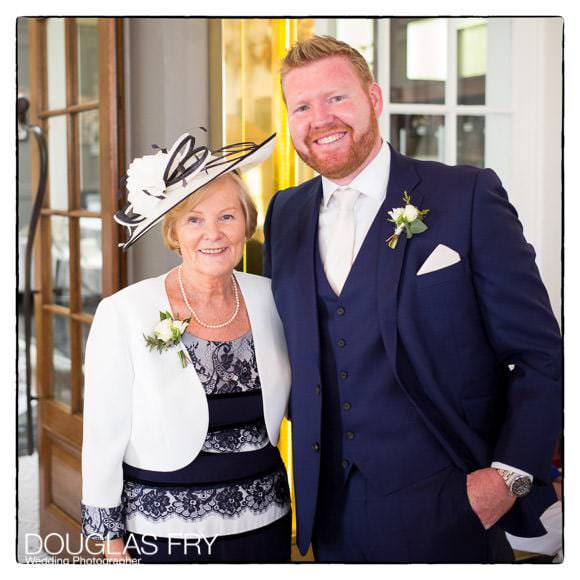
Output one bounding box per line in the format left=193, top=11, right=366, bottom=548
left=511, top=17, right=563, bottom=326
left=124, top=18, right=210, bottom=284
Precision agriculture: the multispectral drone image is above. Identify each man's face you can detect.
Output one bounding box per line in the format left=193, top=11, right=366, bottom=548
left=283, top=56, right=383, bottom=183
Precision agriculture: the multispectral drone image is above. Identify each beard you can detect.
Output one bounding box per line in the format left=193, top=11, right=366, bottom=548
left=295, top=114, right=380, bottom=180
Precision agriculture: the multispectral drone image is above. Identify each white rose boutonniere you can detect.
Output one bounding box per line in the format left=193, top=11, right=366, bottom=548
left=386, top=191, right=430, bottom=250
left=144, top=311, right=191, bottom=368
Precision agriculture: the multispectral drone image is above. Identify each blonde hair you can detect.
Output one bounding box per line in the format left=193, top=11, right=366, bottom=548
left=281, top=35, right=374, bottom=89
left=162, top=171, right=258, bottom=255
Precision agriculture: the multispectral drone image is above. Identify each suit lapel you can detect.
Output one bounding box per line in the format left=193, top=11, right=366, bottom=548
left=376, top=151, right=480, bottom=472
left=378, top=146, right=423, bottom=375
left=289, top=178, right=323, bottom=366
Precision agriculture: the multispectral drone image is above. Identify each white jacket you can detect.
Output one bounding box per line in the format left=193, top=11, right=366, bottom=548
left=81, top=270, right=291, bottom=508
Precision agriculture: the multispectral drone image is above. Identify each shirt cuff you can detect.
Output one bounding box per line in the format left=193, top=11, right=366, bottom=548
left=491, top=461, right=534, bottom=483
left=80, top=502, right=125, bottom=540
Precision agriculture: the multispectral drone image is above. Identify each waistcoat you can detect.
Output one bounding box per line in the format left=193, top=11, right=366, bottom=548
left=314, top=203, right=450, bottom=498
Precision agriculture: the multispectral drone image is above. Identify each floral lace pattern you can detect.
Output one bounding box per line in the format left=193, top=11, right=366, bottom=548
left=202, top=422, right=268, bottom=453
left=183, top=331, right=261, bottom=395
left=122, top=469, right=289, bottom=523
left=81, top=503, right=125, bottom=540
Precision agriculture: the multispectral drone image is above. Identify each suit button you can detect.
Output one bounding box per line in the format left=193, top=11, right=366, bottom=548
left=315, top=384, right=321, bottom=395
left=312, top=442, right=320, bottom=452
left=339, top=371, right=348, bottom=380
left=345, top=431, right=355, bottom=440
left=336, top=307, right=346, bottom=316
left=337, top=338, right=346, bottom=348
left=342, top=401, right=352, bottom=411
left=341, top=459, right=350, bottom=469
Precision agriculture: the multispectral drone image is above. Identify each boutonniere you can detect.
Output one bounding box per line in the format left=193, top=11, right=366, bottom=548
left=144, top=311, right=191, bottom=368
left=385, top=191, right=430, bottom=250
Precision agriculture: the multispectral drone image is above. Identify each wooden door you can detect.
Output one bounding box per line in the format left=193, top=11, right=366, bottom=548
left=27, top=17, right=125, bottom=557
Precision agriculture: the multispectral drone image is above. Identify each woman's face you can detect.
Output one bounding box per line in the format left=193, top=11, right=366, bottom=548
left=174, top=175, right=246, bottom=281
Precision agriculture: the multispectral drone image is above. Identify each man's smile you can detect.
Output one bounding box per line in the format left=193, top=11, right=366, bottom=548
left=313, top=131, right=347, bottom=146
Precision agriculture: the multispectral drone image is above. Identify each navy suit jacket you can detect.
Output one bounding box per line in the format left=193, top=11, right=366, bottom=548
left=263, top=146, right=562, bottom=553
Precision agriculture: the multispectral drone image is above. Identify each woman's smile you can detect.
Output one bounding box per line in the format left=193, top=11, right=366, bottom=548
left=198, top=247, right=229, bottom=256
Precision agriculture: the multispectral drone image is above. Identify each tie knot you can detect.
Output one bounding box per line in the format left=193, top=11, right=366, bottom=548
left=332, top=187, right=359, bottom=212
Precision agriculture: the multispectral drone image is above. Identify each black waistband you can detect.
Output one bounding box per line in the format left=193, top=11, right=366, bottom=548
left=207, top=389, right=264, bottom=429
left=122, top=444, right=283, bottom=488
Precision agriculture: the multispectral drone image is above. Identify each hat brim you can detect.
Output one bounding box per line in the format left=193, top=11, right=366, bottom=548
left=119, top=133, right=276, bottom=251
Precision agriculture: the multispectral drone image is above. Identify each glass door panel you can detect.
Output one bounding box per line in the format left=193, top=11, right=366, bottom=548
left=457, top=19, right=487, bottom=105
left=390, top=114, right=445, bottom=161
left=46, top=18, right=67, bottom=110
left=79, top=109, right=101, bottom=211
left=51, top=314, right=72, bottom=407
left=457, top=115, right=485, bottom=167
left=79, top=217, right=102, bottom=315
left=390, top=18, right=447, bottom=104
left=335, top=19, right=375, bottom=73
left=76, top=18, right=99, bottom=103
left=49, top=215, right=70, bottom=307
left=47, top=115, right=69, bottom=210
left=80, top=322, right=91, bottom=411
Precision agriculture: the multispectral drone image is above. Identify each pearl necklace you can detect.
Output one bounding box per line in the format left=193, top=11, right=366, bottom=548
left=177, top=265, right=240, bottom=329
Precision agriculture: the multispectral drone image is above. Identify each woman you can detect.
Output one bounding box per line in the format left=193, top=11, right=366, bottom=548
left=80, top=133, right=291, bottom=563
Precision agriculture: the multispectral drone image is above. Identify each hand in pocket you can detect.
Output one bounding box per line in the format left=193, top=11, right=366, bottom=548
left=466, top=468, right=516, bottom=529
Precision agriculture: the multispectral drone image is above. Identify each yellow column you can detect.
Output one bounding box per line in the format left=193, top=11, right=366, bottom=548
left=273, top=18, right=297, bottom=538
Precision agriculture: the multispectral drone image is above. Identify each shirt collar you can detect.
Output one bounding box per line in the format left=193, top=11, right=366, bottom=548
left=321, top=139, right=391, bottom=208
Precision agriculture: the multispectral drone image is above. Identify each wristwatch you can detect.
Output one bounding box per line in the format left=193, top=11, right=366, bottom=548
left=495, top=468, right=533, bottom=497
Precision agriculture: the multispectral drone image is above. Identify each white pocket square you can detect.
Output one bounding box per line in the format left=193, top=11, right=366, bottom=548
left=416, top=244, right=461, bottom=276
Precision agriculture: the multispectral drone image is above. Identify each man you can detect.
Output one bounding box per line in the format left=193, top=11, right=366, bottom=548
left=263, top=36, right=561, bottom=563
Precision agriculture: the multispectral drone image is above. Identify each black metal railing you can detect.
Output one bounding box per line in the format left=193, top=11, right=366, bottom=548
left=18, top=95, right=47, bottom=456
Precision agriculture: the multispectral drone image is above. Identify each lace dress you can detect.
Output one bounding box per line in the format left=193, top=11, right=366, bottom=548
left=81, top=331, right=290, bottom=540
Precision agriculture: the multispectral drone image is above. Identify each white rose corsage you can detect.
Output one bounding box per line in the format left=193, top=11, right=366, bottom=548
left=144, top=311, right=190, bottom=368
left=386, top=191, right=430, bottom=250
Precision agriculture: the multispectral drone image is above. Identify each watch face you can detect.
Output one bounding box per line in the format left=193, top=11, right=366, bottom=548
left=511, top=477, right=532, bottom=497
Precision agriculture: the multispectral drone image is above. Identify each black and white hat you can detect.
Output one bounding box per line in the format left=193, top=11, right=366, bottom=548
left=114, top=132, right=276, bottom=250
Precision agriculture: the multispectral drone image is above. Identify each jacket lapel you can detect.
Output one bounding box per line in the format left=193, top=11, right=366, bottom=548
left=234, top=271, right=291, bottom=446
left=287, top=178, right=323, bottom=369
left=377, top=146, right=422, bottom=376
left=129, top=273, right=209, bottom=471
left=376, top=151, right=485, bottom=472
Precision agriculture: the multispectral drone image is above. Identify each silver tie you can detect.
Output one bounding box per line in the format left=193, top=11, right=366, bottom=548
left=323, top=187, right=360, bottom=295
